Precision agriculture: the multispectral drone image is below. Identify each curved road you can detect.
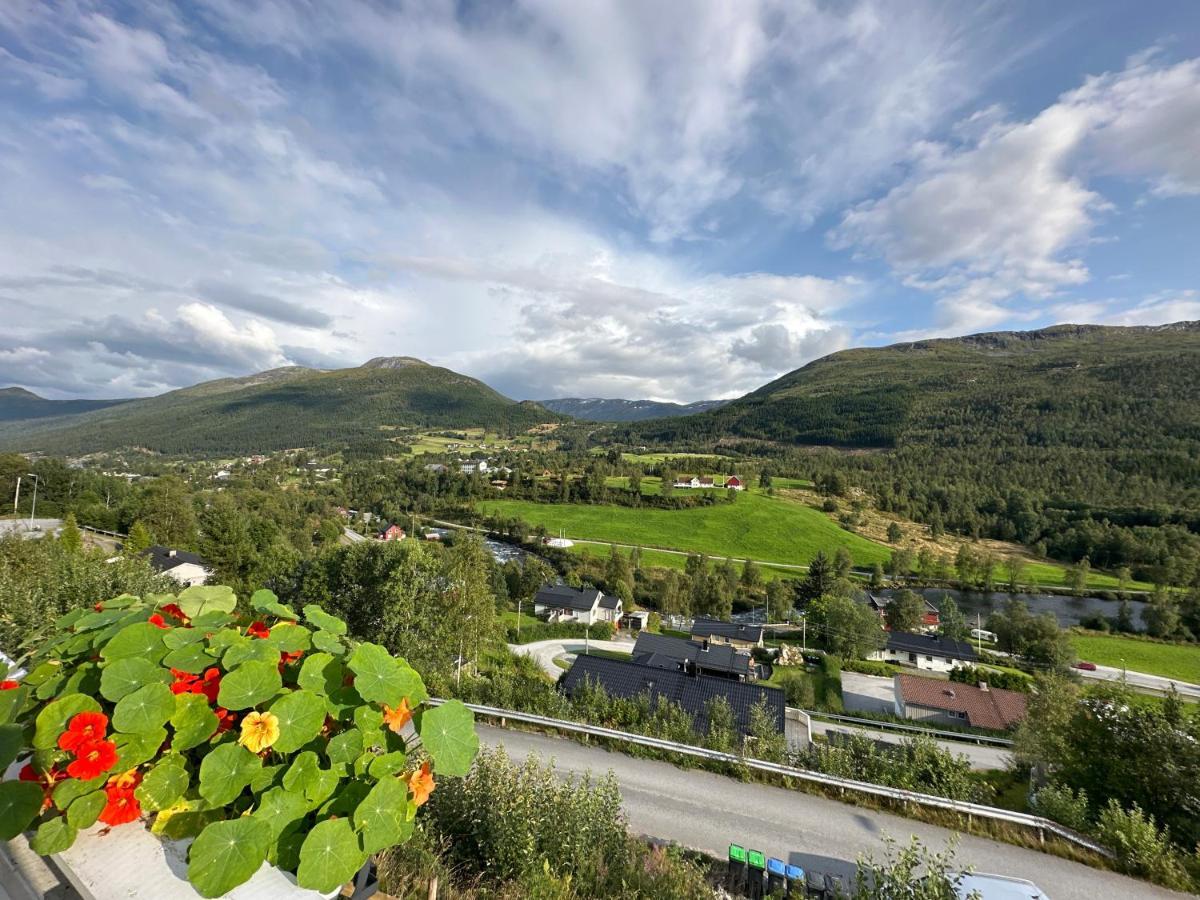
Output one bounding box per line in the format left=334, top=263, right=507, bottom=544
left=1076, top=663, right=1200, bottom=701
left=479, top=725, right=1186, bottom=900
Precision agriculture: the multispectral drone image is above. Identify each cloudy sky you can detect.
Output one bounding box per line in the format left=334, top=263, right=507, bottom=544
left=1, top=1, right=1198, bottom=401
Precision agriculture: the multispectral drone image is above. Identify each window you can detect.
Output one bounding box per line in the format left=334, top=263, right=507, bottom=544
left=925, top=656, right=933, bottom=662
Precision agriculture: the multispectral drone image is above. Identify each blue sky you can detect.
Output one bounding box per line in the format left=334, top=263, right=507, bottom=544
left=1, top=1, right=1198, bottom=402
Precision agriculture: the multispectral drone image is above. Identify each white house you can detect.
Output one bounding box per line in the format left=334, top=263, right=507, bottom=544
left=143, top=546, right=213, bottom=587
left=460, top=460, right=490, bottom=475
left=533, top=584, right=623, bottom=625
left=868, top=631, right=978, bottom=673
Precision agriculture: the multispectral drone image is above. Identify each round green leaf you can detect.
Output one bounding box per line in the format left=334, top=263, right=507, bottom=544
left=51, top=775, right=105, bottom=810
left=112, top=682, right=175, bottom=734
left=162, top=627, right=207, bottom=649
left=170, top=693, right=219, bottom=751
left=114, top=727, right=167, bottom=770
left=267, top=690, right=326, bottom=754
left=265, top=623, right=310, bottom=654
left=188, top=816, right=271, bottom=899
left=0, top=682, right=29, bottom=725
left=252, top=786, right=309, bottom=843
left=282, top=751, right=339, bottom=808
left=223, top=638, right=280, bottom=671
left=162, top=642, right=216, bottom=674
left=302, top=604, right=346, bottom=635
left=251, top=589, right=297, bottom=620
left=136, top=758, right=189, bottom=812
left=0, top=780, right=45, bottom=840
left=66, top=791, right=106, bottom=829
left=296, top=818, right=366, bottom=894
left=325, top=728, right=364, bottom=774
left=177, top=585, right=238, bottom=621
left=418, top=700, right=479, bottom=777
left=353, top=775, right=414, bottom=854
left=347, top=643, right=427, bottom=707
left=100, top=657, right=168, bottom=702
left=100, top=622, right=167, bottom=663
left=0, top=723, right=22, bottom=772
left=367, top=751, right=407, bottom=779
left=29, top=816, right=76, bottom=854
left=310, top=630, right=345, bottom=655
left=198, top=742, right=261, bottom=807
left=33, top=693, right=101, bottom=749
left=297, top=652, right=343, bottom=696
left=217, top=660, right=281, bottom=710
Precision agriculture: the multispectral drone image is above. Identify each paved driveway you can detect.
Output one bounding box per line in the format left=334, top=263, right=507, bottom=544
left=509, top=637, right=635, bottom=678
left=840, top=671, right=897, bottom=714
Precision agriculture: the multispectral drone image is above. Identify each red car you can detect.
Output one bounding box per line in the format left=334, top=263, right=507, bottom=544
left=1073, top=661, right=1098, bottom=671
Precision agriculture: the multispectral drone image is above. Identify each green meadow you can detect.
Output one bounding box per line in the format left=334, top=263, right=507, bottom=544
left=1071, top=633, right=1200, bottom=684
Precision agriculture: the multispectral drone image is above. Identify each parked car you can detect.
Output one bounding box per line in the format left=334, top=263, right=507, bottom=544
left=1072, top=661, right=1098, bottom=671
left=956, top=872, right=1048, bottom=898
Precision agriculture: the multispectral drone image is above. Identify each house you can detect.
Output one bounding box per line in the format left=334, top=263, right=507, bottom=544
left=376, top=523, right=406, bottom=542
left=559, top=654, right=783, bottom=739
left=423, top=463, right=447, bottom=473
left=632, top=632, right=757, bottom=681
left=724, top=476, right=744, bottom=490
left=459, top=460, right=490, bottom=475
left=674, top=475, right=702, bottom=488
left=869, top=631, right=977, bottom=673
left=620, top=610, right=651, bottom=631
left=894, top=674, right=1027, bottom=730
left=143, top=546, right=212, bottom=587
left=864, top=592, right=940, bottom=632
left=533, top=584, right=622, bottom=625
left=697, top=475, right=715, bottom=487
left=690, top=617, right=764, bottom=650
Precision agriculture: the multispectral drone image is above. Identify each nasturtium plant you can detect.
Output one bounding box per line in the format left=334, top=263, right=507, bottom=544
left=0, top=587, right=477, bottom=898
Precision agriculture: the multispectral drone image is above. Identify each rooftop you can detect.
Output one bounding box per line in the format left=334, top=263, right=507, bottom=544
left=691, top=617, right=763, bottom=643
left=896, top=674, right=1028, bottom=730
left=632, top=631, right=754, bottom=678
left=143, top=545, right=208, bottom=572
left=534, top=584, right=604, bottom=612
left=885, top=630, right=977, bottom=662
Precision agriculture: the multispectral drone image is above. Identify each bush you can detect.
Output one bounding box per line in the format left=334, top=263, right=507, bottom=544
left=1032, top=784, right=1091, bottom=832
left=840, top=658, right=896, bottom=677
left=949, top=664, right=1033, bottom=693
left=821, top=653, right=842, bottom=679
left=506, top=620, right=614, bottom=644
left=1094, top=800, right=1192, bottom=889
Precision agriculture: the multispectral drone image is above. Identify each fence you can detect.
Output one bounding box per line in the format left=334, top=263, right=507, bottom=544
left=802, top=710, right=1014, bottom=747
left=430, top=699, right=1111, bottom=859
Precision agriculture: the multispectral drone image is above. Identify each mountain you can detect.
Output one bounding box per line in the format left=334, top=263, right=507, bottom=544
left=0, top=358, right=561, bottom=456
left=539, top=397, right=728, bottom=422
left=0, top=387, right=129, bottom=423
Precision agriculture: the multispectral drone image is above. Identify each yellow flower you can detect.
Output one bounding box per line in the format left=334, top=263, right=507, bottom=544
left=238, top=711, right=280, bottom=753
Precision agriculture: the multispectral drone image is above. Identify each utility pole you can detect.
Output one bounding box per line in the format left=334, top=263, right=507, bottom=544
left=26, top=473, right=39, bottom=529
left=976, top=613, right=983, bottom=656
left=801, top=613, right=807, bottom=652
left=13, top=475, right=20, bottom=515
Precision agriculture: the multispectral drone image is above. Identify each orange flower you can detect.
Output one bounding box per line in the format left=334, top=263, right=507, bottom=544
left=278, top=649, right=304, bottom=672
left=382, top=699, right=412, bottom=734
left=98, top=785, right=141, bottom=826
left=107, top=769, right=142, bottom=791
left=93, top=602, right=105, bottom=612
left=193, top=668, right=221, bottom=704
left=58, top=711, right=109, bottom=753
left=0, top=680, right=18, bottom=690
left=158, top=602, right=189, bottom=624
left=66, top=739, right=118, bottom=780
left=214, top=707, right=237, bottom=733
left=20, top=763, right=65, bottom=811
left=246, top=621, right=270, bottom=640
left=404, top=762, right=436, bottom=807
left=148, top=613, right=169, bottom=629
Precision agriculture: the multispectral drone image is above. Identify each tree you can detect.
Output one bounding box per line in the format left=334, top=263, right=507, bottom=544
left=869, top=561, right=884, bottom=589
left=660, top=470, right=675, bottom=498
left=1068, top=557, right=1091, bottom=596
left=123, top=520, right=152, bottom=557
left=199, top=494, right=256, bottom=593
left=797, top=550, right=835, bottom=605
left=765, top=578, right=789, bottom=623
left=58, top=512, right=83, bottom=553
left=808, top=594, right=886, bottom=659
left=131, top=475, right=196, bottom=547
left=317, top=518, right=342, bottom=545
left=1116, top=598, right=1135, bottom=633
left=716, top=556, right=738, bottom=599
left=853, top=835, right=975, bottom=900
left=1004, top=557, right=1025, bottom=593
left=740, top=558, right=762, bottom=593
left=1117, top=566, right=1133, bottom=596
left=604, top=545, right=633, bottom=597
left=628, top=469, right=642, bottom=496
left=833, top=546, right=853, bottom=580
left=1142, top=591, right=1181, bottom=638
left=938, top=594, right=970, bottom=643
left=954, top=545, right=977, bottom=590
left=886, top=522, right=903, bottom=543
left=884, top=589, right=925, bottom=633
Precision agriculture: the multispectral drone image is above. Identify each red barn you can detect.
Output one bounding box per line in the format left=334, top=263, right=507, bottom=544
left=725, top=476, right=744, bottom=490
left=376, top=524, right=406, bottom=542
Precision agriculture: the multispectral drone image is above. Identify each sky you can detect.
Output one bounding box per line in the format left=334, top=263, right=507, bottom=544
left=1, top=1, right=1198, bottom=402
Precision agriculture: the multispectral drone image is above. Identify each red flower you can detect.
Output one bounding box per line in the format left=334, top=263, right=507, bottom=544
left=158, top=603, right=189, bottom=623
left=58, top=711, right=109, bottom=753
left=0, top=680, right=18, bottom=690
left=214, top=707, right=237, bottom=733
left=93, top=603, right=105, bottom=612
left=19, top=764, right=65, bottom=811
left=192, top=668, right=221, bottom=704
left=277, top=649, right=304, bottom=673
left=66, top=739, right=118, bottom=780
left=246, top=621, right=270, bottom=640
left=98, top=785, right=141, bottom=826
left=148, top=613, right=169, bottom=629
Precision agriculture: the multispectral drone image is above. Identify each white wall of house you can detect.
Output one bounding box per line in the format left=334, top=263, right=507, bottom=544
left=868, top=647, right=967, bottom=673
left=534, top=603, right=599, bottom=625
left=163, top=563, right=211, bottom=587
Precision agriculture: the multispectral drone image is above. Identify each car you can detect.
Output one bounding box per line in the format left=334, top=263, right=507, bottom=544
left=1072, top=661, right=1098, bottom=671
left=955, top=872, right=1049, bottom=898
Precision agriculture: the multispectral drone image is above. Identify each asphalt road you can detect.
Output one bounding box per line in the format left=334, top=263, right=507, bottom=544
left=1076, top=663, right=1200, bottom=701
left=478, top=725, right=1187, bottom=900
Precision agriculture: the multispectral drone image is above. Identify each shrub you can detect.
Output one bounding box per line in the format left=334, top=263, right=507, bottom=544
left=1, top=585, right=477, bottom=898
left=840, top=658, right=895, bottom=677
left=821, top=653, right=842, bottom=679
left=949, top=664, right=1033, bottom=693
left=506, top=620, right=614, bottom=644
left=1032, top=784, right=1091, bottom=832
left=1094, top=800, right=1191, bottom=889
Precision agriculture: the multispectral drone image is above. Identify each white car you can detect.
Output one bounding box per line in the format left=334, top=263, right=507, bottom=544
left=956, top=872, right=1048, bottom=899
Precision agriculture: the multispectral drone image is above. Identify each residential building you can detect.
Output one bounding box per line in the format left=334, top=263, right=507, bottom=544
left=864, top=592, right=940, bottom=632
left=674, top=475, right=702, bottom=488
left=559, top=654, right=784, bottom=738
left=690, top=617, right=764, bottom=650
left=533, top=584, right=623, bottom=625
left=632, top=632, right=757, bottom=681
left=376, top=524, right=406, bottom=542
left=459, top=460, right=490, bottom=475
left=620, top=610, right=651, bottom=631
left=869, top=631, right=978, bottom=673
left=143, top=546, right=212, bottom=587
left=894, top=674, right=1027, bottom=730
left=724, top=476, right=744, bottom=490
left=423, top=463, right=447, bottom=473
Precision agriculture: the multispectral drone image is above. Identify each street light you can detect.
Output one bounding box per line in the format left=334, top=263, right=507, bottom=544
left=26, top=473, right=39, bottom=530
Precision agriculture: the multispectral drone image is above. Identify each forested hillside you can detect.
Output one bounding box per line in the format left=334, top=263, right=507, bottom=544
left=622, top=323, right=1200, bottom=582
left=540, top=397, right=727, bottom=421
left=0, top=358, right=560, bottom=456
left=0, top=387, right=128, bottom=422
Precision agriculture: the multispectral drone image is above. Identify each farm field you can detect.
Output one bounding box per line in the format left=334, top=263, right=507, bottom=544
left=1071, top=633, right=1200, bottom=684
left=567, top=541, right=803, bottom=580
left=478, top=488, right=892, bottom=567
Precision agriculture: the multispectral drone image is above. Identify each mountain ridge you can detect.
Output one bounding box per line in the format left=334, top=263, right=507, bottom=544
left=539, top=397, right=729, bottom=422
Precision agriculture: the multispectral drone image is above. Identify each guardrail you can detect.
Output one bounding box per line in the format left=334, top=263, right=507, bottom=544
left=803, top=710, right=1014, bottom=747
left=434, top=699, right=1111, bottom=859
left=80, top=525, right=126, bottom=538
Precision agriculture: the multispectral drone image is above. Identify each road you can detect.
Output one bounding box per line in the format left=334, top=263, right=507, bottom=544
left=478, top=725, right=1186, bottom=900
left=509, top=637, right=637, bottom=679
left=1076, top=663, right=1200, bottom=701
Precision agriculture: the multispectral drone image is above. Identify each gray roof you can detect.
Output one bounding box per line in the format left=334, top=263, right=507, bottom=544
left=559, top=654, right=783, bottom=737
left=534, top=584, right=603, bottom=612
left=143, top=545, right=208, bottom=572
left=866, top=592, right=939, bottom=614
left=885, top=630, right=978, bottom=662
left=690, top=617, right=763, bottom=643
left=599, top=594, right=622, bottom=609
left=632, top=631, right=754, bottom=678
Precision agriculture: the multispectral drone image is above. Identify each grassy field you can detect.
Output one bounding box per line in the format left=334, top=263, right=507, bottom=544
left=1071, top=633, right=1200, bottom=684
left=479, top=489, right=892, bottom=567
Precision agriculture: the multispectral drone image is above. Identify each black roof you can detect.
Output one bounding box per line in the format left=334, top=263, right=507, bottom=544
left=865, top=592, right=938, bottom=614
left=885, top=630, right=977, bottom=661
left=690, top=617, right=763, bottom=643
left=599, top=594, right=622, bottom=609
left=143, top=545, right=208, bottom=572
left=559, top=654, right=783, bottom=737
left=632, top=632, right=754, bottom=677
left=534, top=584, right=603, bottom=612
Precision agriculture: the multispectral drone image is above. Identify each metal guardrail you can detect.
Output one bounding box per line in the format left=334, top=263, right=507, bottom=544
left=435, top=699, right=1112, bottom=859
left=803, top=711, right=1014, bottom=747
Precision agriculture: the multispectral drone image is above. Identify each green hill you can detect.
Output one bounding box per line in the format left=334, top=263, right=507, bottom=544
left=622, top=323, right=1200, bottom=580
left=0, top=358, right=561, bottom=456
left=0, top=387, right=129, bottom=422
